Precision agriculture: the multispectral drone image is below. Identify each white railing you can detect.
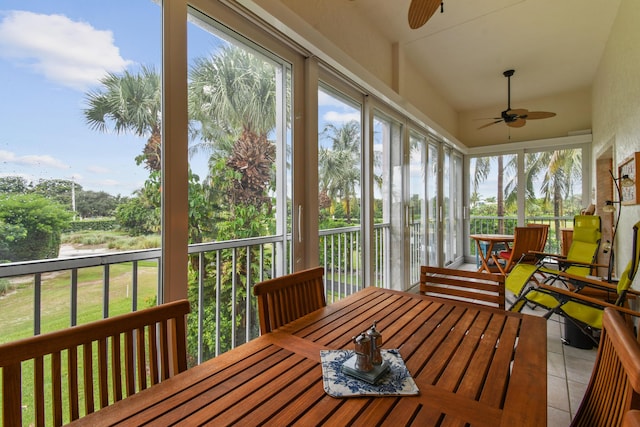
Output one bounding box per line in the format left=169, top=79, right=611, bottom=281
left=469, top=215, right=574, bottom=255
left=0, top=224, right=391, bottom=363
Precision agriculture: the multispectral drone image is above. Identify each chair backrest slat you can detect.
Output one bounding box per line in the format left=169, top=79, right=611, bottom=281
left=571, top=308, right=640, bottom=426
left=510, top=227, right=545, bottom=263
left=492, top=226, right=545, bottom=274
left=0, top=299, right=190, bottom=426
left=420, top=266, right=505, bottom=309
left=254, top=267, right=326, bottom=333
left=82, top=343, right=94, bottom=414
left=527, top=223, right=549, bottom=252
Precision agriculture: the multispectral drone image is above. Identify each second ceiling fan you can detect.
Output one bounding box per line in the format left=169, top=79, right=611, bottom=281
left=478, top=69, right=556, bottom=130
left=408, top=0, right=443, bottom=29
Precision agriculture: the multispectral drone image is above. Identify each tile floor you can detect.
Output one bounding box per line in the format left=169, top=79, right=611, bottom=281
left=524, top=307, right=596, bottom=426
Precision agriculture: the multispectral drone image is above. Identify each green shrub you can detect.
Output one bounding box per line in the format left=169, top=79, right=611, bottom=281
left=0, top=194, right=72, bottom=261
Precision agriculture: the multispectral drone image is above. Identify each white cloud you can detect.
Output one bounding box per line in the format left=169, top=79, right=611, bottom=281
left=86, top=165, right=110, bottom=174
left=0, top=10, right=132, bottom=90
left=0, top=149, right=69, bottom=169
left=322, top=111, right=361, bottom=124
left=318, top=90, right=348, bottom=108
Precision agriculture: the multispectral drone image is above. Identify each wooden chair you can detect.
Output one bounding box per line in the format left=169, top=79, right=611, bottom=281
left=570, top=308, right=640, bottom=427
left=527, top=223, right=549, bottom=252
left=419, top=266, right=505, bottom=309
left=0, top=300, right=190, bottom=427
left=253, top=266, right=326, bottom=333
left=491, top=226, right=545, bottom=274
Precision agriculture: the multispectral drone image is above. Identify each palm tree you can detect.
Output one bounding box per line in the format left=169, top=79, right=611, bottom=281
left=471, top=155, right=511, bottom=233
left=319, top=120, right=361, bottom=223
left=84, top=66, right=162, bottom=171
left=189, top=46, right=278, bottom=209
left=539, top=148, right=582, bottom=240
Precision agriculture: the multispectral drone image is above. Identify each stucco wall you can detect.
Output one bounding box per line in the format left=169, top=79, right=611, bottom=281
left=592, top=0, right=640, bottom=286
left=249, top=0, right=459, bottom=138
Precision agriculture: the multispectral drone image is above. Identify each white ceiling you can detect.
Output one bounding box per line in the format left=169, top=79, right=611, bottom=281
left=350, top=0, right=622, bottom=113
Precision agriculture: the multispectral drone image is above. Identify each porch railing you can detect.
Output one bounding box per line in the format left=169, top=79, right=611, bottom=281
left=469, top=215, right=574, bottom=256
left=0, top=224, right=391, bottom=363
left=6, top=217, right=580, bottom=360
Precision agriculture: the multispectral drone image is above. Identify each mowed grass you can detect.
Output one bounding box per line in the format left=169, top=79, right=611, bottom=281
left=0, top=259, right=159, bottom=425
left=0, top=261, right=159, bottom=344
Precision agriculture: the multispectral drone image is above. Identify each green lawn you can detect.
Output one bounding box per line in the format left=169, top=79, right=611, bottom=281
left=1, top=261, right=158, bottom=344
left=0, top=261, right=159, bottom=425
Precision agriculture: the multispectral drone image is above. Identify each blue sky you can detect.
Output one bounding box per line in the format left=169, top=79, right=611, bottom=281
left=0, top=1, right=376, bottom=199
left=0, top=1, right=163, bottom=196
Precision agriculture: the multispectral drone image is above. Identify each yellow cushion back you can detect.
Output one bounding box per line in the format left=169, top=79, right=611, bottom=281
left=561, top=302, right=603, bottom=330
left=505, top=263, right=538, bottom=296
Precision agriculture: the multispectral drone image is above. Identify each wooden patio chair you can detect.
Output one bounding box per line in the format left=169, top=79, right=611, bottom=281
left=570, top=308, right=640, bottom=427
left=490, top=226, right=544, bottom=274
left=0, top=299, right=190, bottom=427
left=527, top=223, right=549, bottom=252
left=419, top=266, right=505, bottom=309
left=253, top=266, right=326, bottom=333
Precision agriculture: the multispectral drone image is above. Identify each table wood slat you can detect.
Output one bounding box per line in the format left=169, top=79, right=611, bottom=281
left=68, top=287, right=546, bottom=427
left=175, top=355, right=318, bottom=426
left=263, top=377, right=328, bottom=426
left=129, top=346, right=293, bottom=426
left=480, top=316, right=521, bottom=408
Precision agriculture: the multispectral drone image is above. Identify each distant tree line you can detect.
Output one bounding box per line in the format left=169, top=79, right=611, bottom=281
left=0, top=176, right=126, bottom=261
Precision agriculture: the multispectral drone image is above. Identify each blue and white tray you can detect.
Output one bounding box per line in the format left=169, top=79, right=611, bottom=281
left=320, top=349, right=420, bottom=397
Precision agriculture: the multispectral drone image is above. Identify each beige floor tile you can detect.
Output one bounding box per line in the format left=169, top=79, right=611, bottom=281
left=564, top=355, right=595, bottom=385
left=568, top=379, right=589, bottom=418
left=547, top=352, right=566, bottom=378
left=563, top=344, right=597, bottom=362
left=548, top=406, right=572, bottom=427
left=547, top=374, right=570, bottom=411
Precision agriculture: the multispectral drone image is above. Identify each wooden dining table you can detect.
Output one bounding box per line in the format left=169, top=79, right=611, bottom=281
left=70, top=287, right=547, bottom=427
left=470, top=233, right=515, bottom=273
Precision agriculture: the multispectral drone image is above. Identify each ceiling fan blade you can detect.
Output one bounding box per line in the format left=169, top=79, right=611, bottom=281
left=523, top=111, right=556, bottom=120
left=507, top=118, right=526, bottom=128
left=477, top=119, right=504, bottom=130
left=408, top=0, right=441, bottom=29
left=474, top=117, right=503, bottom=121
left=506, top=108, right=528, bottom=117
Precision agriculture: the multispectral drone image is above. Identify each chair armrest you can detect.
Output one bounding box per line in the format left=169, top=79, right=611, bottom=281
left=538, top=256, right=605, bottom=270
left=561, top=260, right=608, bottom=268
left=530, top=251, right=566, bottom=260
left=537, top=284, right=640, bottom=317
left=550, top=270, right=619, bottom=291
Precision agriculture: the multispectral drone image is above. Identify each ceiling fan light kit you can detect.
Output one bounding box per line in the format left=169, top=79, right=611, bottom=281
left=477, top=69, right=556, bottom=130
